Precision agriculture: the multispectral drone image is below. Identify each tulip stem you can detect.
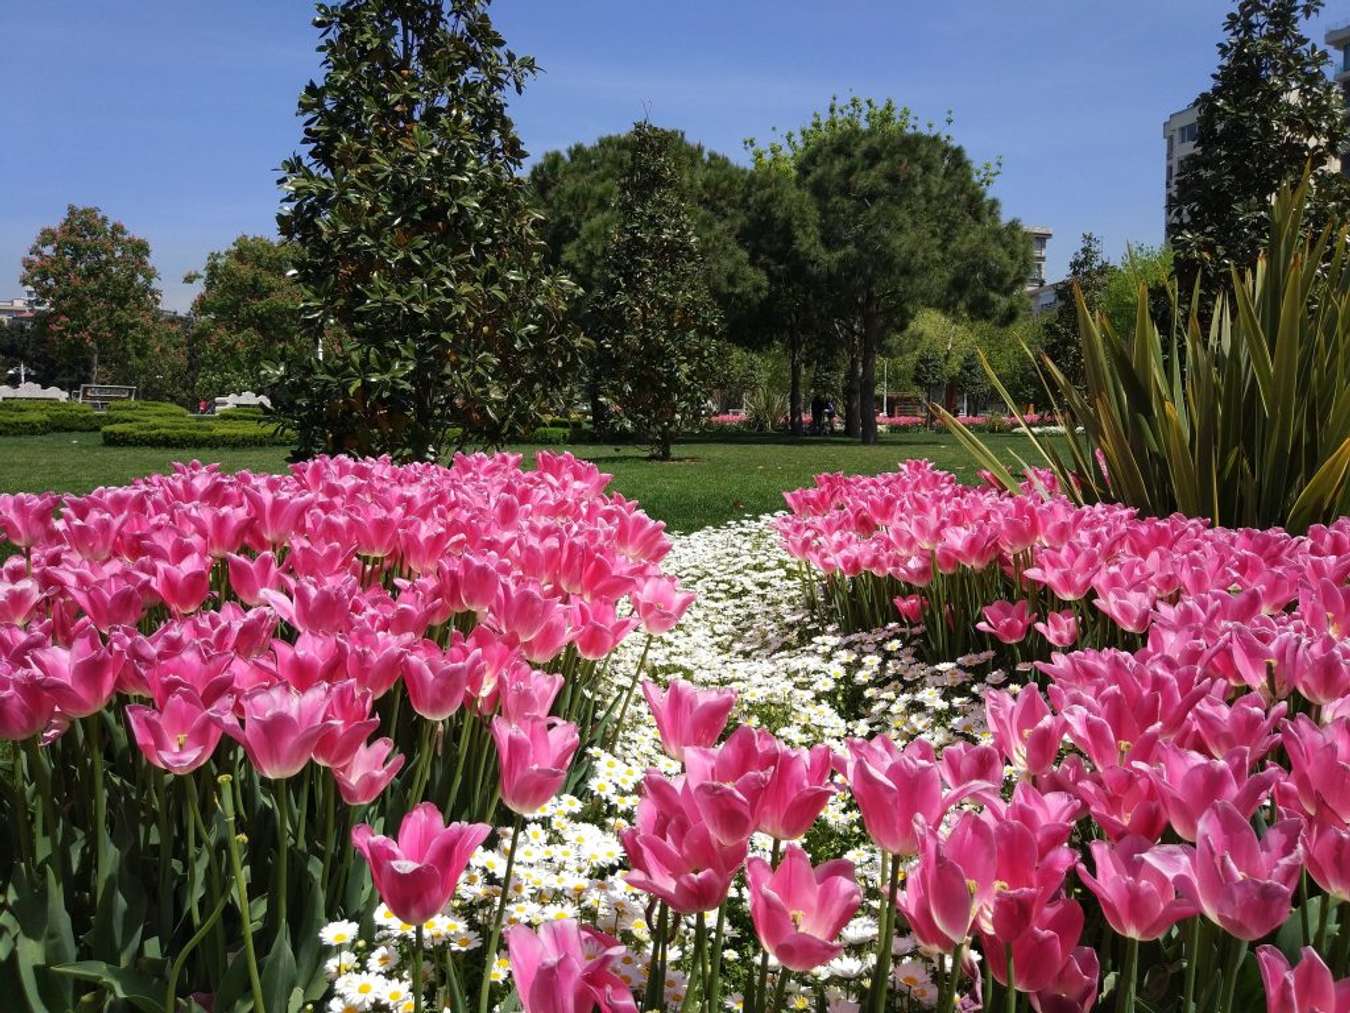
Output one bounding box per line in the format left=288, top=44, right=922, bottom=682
left=983, top=947, right=993, bottom=1013
left=1218, top=938, right=1247, bottom=1013
left=412, top=923, right=424, bottom=1013
left=1182, top=916, right=1200, bottom=1013
left=1335, top=909, right=1350, bottom=977
left=86, top=714, right=110, bottom=898
left=871, top=850, right=902, bottom=1013
left=273, top=780, right=290, bottom=934
left=771, top=968, right=789, bottom=1010
left=608, top=634, right=652, bottom=749
left=680, top=914, right=707, bottom=1012
left=478, top=815, right=523, bottom=1013
left=1316, top=894, right=1334, bottom=955
left=409, top=719, right=436, bottom=804
left=319, top=776, right=337, bottom=912
left=445, top=949, right=467, bottom=1011
left=646, top=903, right=669, bottom=1011
left=219, top=775, right=267, bottom=1013
left=939, top=939, right=967, bottom=1013
left=1120, top=935, right=1139, bottom=1013
left=707, top=902, right=726, bottom=1011
left=1004, top=945, right=1015, bottom=1013
left=164, top=878, right=230, bottom=1013
left=756, top=839, right=783, bottom=1012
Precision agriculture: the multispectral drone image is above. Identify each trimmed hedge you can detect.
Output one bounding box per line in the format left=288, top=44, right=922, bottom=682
left=0, top=400, right=104, bottom=433
left=101, top=420, right=291, bottom=449
left=215, top=405, right=267, bottom=420
left=531, top=427, right=570, bottom=445
left=104, top=400, right=191, bottom=421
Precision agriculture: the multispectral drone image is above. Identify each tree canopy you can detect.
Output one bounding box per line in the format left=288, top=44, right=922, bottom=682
left=1171, top=0, right=1350, bottom=288
left=270, top=0, right=582, bottom=461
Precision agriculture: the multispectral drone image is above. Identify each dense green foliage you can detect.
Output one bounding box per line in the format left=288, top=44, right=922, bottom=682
left=184, top=235, right=306, bottom=399
left=100, top=419, right=291, bottom=448
left=1171, top=0, right=1350, bottom=290
left=269, top=0, right=582, bottom=461
left=947, top=180, right=1350, bottom=533
left=19, top=205, right=167, bottom=389
left=0, top=400, right=103, bottom=434
left=593, top=122, right=722, bottom=460
left=749, top=98, right=1032, bottom=444
left=103, top=400, right=191, bottom=421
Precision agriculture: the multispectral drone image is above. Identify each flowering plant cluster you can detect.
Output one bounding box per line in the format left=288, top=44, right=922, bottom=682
left=4, top=452, right=1350, bottom=1013
left=0, top=452, right=690, bottom=1011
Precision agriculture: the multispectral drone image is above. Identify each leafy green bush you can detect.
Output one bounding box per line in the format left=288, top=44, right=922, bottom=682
left=104, top=400, right=190, bottom=421
left=101, top=420, right=291, bottom=449
left=215, top=405, right=267, bottom=420
left=943, top=178, right=1350, bottom=533
left=0, top=401, right=103, bottom=432
left=531, top=426, right=570, bottom=445
left=0, top=413, right=52, bottom=436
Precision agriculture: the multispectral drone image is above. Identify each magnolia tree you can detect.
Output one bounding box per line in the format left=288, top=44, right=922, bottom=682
left=593, top=122, right=722, bottom=461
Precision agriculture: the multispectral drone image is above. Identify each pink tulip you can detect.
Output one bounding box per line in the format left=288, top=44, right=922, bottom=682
left=977, top=599, right=1035, bottom=644
left=403, top=643, right=471, bottom=721
left=745, top=843, right=861, bottom=971
left=333, top=736, right=405, bottom=805
left=1029, top=946, right=1100, bottom=1013
left=28, top=622, right=123, bottom=718
left=1283, top=716, right=1350, bottom=825
left=986, top=687, right=1064, bottom=775
left=224, top=682, right=336, bottom=779
left=152, top=560, right=212, bottom=616
left=682, top=727, right=775, bottom=846
left=1075, top=835, right=1197, bottom=940
left=65, top=578, right=146, bottom=631
left=498, top=665, right=563, bottom=724
left=0, top=491, right=57, bottom=548
left=125, top=688, right=224, bottom=774
left=897, top=821, right=981, bottom=952
left=491, top=716, right=579, bottom=815
left=641, top=678, right=736, bottom=762
left=894, top=594, right=925, bottom=623
left=351, top=802, right=490, bottom=925
left=1147, top=743, right=1281, bottom=842
left=572, top=600, right=640, bottom=661
left=981, top=898, right=1084, bottom=994
left=1182, top=801, right=1302, bottom=940
left=1093, top=587, right=1155, bottom=633
left=225, top=551, right=283, bottom=607
left=312, top=682, right=378, bottom=769
left=847, top=735, right=945, bottom=856
left=0, top=665, right=55, bottom=740
left=1033, top=609, right=1079, bottom=648
left=1256, top=945, right=1350, bottom=1013
left=1076, top=765, right=1169, bottom=842
left=630, top=576, right=695, bottom=634
left=937, top=741, right=1004, bottom=795
left=621, top=771, right=747, bottom=913
left=1188, top=692, right=1284, bottom=763
left=506, top=920, right=637, bottom=1013
left=757, top=741, right=835, bottom=840
left=0, top=579, right=41, bottom=626
left=1304, top=818, right=1350, bottom=902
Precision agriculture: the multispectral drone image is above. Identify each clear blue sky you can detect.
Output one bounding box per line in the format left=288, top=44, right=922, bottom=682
left=2, top=1, right=1346, bottom=312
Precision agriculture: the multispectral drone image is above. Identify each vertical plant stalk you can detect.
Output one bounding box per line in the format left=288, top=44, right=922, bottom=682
left=412, top=922, right=425, bottom=1013
left=1004, top=945, right=1016, bottom=1013
left=87, top=714, right=110, bottom=896
left=1182, top=916, right=1200, bottom=1013
left=273, top=779, right=290, bottom=934
left=219, top=775, right=267, bottom=1013
left=679, top=913, right=707, bottom=1012
left=707, top=902, right=727, bottom=1011
left=755, top=839, right=784, bottom=1011
left=871, top=850, right=902, bottom=1013
left=1219, top=939, right=1248, bottom=1013
left=478, top=814, right=523, bottom=1013
left=939, top=939, right=968, bottom=1013
left=645, top=903, right=670, bottom=1012
left=1120, top=935, right=1139, bottom=1013
left=607, top=634, right=653, bottom=748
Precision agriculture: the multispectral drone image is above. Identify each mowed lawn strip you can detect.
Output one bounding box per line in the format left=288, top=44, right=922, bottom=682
left=0, top=430, right=1048, bottom=532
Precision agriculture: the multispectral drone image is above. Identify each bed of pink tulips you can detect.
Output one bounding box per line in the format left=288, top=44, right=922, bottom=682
left=0, top=452, right=690, bottom=1011
left=3, top=452, right=1350, bottom=1011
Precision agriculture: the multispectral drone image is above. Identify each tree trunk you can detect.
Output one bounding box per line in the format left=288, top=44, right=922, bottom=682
left=860, top=309, right=879, bottom=445
left=844, top=349, right=860, bottom=438
left=788, top=332, right=803, bottom=436
left=89, top=346, right=100, bottom=387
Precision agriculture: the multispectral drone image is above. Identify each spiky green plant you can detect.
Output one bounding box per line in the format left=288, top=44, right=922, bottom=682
left=940, top=177, right=1350, bottom=533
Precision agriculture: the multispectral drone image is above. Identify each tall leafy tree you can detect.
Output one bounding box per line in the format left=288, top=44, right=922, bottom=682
left=787, top=98, right=1031, bottom=444
left=1040, top=232, right=1111, bottom=389
left=594, top=122, right=721, bottom=460
left=184, top=235, right=306, bottom=400
left=20, top=205, right=162, bottom=388
left=271, top=0, right=581, bottom=461
left=528, top=130, right=762, bottom=430
left=1171, top=0, right=1350, bottom=288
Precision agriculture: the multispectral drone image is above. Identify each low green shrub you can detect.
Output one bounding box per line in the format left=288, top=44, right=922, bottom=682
left=215, top=405, right=267, bottom=419
left=531, top=426, right=570, bottom=445
left=104, top=400, right=190, bottom=421
left=0, top=414, right=52, bottom=436
left=101, top=420, right=291, bottom=449
left=0, top=401, right=103, bottom=433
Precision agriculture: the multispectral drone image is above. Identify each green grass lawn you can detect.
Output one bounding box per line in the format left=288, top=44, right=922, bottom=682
left=0, top=430, right=1043, bottom=531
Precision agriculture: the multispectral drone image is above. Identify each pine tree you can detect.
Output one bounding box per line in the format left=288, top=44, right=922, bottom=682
left=595, top=122, right=721, bottom=461
left=271, top=0, right=581, bottom=461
